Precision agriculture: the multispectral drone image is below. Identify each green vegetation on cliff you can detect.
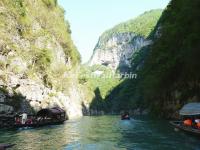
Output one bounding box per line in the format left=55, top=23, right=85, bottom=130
left=79, top=65, right=121, bottom=109
left=0, top=0, right=80, bottom=93
left=104, top=0, right=200, bottom=118
left=100, top=9, right=162, bottom=41
left=139, top=0, right=200, bottom=117
left=86, top=10, right=163, bottom=111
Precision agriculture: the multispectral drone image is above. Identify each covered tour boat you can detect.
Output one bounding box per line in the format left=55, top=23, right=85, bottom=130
left=14, top=107, right=66, bottom=128
left=170, top=103, right=200, bottom=136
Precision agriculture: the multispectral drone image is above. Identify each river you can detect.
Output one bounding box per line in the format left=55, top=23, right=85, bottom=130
left=0, top=116, right=200, bottom=150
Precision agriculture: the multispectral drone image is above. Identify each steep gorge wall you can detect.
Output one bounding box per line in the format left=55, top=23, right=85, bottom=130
left=0, top=0, right=83, bottom=119
left=84, top=10, right=163, bottom=114
left=89, top=10, right=162, bottom=72
left=89, top=33, right=152, bottom=71
left=103, top=0, right=200, bottom=118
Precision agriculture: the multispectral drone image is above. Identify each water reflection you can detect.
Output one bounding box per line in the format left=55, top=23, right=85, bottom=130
left=0, top=116, right=200, bottom=150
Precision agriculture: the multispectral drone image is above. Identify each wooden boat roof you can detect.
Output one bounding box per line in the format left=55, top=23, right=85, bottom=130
left=37, top=107, right=65, bottom=116
left=180, top=103, right=200, bottom=116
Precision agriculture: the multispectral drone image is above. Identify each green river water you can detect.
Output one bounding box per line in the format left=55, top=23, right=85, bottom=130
left=0, top=116, right=200, bottom=150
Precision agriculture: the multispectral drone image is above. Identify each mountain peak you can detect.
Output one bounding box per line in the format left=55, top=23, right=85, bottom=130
left=89, top=9, right=162, bottom=70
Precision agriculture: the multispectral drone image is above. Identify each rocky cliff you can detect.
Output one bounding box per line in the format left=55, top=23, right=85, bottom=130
left=0, top=0, right=83, bottom=120
left=103, top=0, right=200, bottom=118
left=89, top=33, right=152, bottom=71
left=89, top=10, right=162, bottom=71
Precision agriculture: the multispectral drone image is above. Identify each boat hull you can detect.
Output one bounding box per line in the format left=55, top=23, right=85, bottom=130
left=121, top=117, right=130, bottom=120
left=170, top=121, right=200, bottom=136
left=14, top=120, right=65, bottom=129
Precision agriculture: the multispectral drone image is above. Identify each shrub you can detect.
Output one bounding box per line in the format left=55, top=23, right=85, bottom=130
left=42, top=0, right=57, bottom=8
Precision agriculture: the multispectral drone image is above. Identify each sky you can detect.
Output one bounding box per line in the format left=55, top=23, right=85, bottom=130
left=58, top=0, right=170, bottom=63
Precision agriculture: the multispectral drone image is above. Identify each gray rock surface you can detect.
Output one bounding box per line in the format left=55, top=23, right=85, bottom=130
left=0, top=1, right=83, bottom=120
left=89, top=32, right=152, bottom=70
left=0, top=72, right=83, bottom=119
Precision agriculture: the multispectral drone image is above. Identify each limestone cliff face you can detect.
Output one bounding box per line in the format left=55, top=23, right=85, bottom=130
left=89, top=32, right=152, bottom=71
left=0, top=74, right=83, bottom=119
left=0, top=0, right=82, bottom=119
left=89, top=10, right=162, bottom=71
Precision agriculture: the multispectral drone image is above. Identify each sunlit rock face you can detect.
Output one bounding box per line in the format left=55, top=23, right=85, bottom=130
left=0, top=0, right=83, bottom=120
left=89, top=32, right=152, bottom=71
left=0, top=73, right=83, bottom=120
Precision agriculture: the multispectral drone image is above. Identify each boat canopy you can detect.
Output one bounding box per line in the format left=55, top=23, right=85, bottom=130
left=180, top=103, right=200, bottom=116
left=37, top=107, right=65, bottom=117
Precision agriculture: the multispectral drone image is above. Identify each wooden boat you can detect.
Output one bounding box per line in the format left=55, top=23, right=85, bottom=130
left=121, top=113, right=130, bottom=120
left=170, top=121, right=200, bottom=136
left=14, top=107, right=66, bottom=129
left=14, top=120, right=65, bottom=128
left=121, top=116, right=130, bottom=120
left=170, top=103, right=200, bottom=136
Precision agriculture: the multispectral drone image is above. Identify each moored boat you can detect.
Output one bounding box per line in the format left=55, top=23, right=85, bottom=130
left=170, top=121, right=200, bottom=136
left=170, top=103, right=200, bottom=136
left=14, top=107, right=66, bottom=128
left=121, top=112, right=130, bottom=120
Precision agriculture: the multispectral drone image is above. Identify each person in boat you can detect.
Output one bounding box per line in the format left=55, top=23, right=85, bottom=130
left=195, top=118, right=200, bottom=128
left=121, top=112, right=130, bottom=120
left=183, top=118, right=192, bottom=126
left=20, top=112, right=28, bottom=124
left=15, top=115, right=21, bottom=125
left=15, top=117, right=21, bottom=125
left=195, top=118, right=200, bottom=123
left=25, top=117, right=33, bottom=125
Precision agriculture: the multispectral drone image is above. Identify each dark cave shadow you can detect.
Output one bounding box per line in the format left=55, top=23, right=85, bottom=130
left=0, top=86, right=35, bottom=128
